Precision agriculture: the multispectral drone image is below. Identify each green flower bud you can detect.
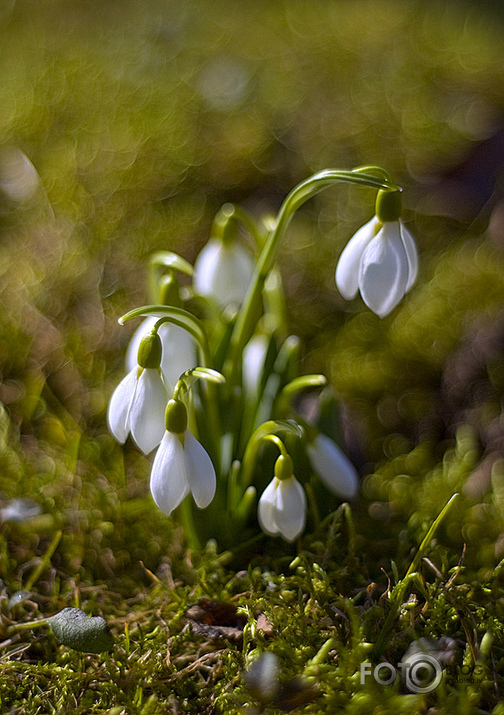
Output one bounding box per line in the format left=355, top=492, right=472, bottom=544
left=165, top=398, right=188, bottom=434
left=46, top=608, right=114, bottom=653
left=274, top=454, right=293, bottom=481
left=375, top=189, right=401, bottom=223
left=137, top=331, right=162, bottom=369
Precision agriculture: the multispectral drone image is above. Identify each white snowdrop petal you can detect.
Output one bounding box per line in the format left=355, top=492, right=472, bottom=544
left=400, top=222, right=419, bottom=291
left=258, top=478, right=280, bottom=536
left=223, top=244, right=254, bottom=304
left=159, top=322, right=196, bottom=391
left=242, top=333, right=269, bottom=394
left=335, top=217, right=377, bottom=300
left=129, top=369, right=168, bottom=455
left=193, top=239, right=221, bottom=297
left=107, top=368, right=138, bottom=443
left=125, top=316, right=158, bottom=373
left=150, top=432, right=190, bottom=516
left=358, top=223, right=409, bottom=317
left=194, top=238, right=254, bottom=306
left=183, top=431, right=216, bottom=508
left=275, top=477, right=306, bottom=542
left=307, top=434, right=358, bottom=499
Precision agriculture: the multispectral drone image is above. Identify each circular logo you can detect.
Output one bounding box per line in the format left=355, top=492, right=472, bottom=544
left=401, top=652, right=443, bottom=694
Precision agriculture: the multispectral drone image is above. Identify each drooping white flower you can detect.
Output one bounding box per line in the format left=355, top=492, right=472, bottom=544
left=257, top=454, right=306, bottom=541
left=150, top=427, right=216, bottom=516
left=258, top=474, right=306, bottom=542
left=307, top=433, right=358, bottom=499
left=125, top=316, right=196, bottom=392
left=193, top=237, right=254, bottom=306
left=108, top=330, right=168, bottom=454
left=107, top=366, right=168, bottom=455
left=335, top=190, right=418, bottom=318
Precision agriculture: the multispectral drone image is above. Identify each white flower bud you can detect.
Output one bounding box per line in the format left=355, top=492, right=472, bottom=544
left=193, top=237, right=254, bottom=307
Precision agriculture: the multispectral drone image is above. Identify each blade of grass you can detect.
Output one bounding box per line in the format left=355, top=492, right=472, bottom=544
left=373, top=493, right=459, bottom=657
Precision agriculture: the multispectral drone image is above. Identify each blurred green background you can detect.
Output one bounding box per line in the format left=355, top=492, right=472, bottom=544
left=2, top=0, right=504, bottom=581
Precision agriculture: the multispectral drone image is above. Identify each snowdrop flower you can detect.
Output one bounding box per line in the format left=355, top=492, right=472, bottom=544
left=193, top=236, right=254, bottom=307
left=335, top=189, right=418, bottom=317
left=307, top=433, right=358, bottom=499
left=242, top=332, right=269, bottom=395
left=108, top=331, right=168, bottom=454
left=150, top=399, right=216, bottom=515
left=258, top=454, right=306, bottom=542
left=126, top=316, right=196, bottom=392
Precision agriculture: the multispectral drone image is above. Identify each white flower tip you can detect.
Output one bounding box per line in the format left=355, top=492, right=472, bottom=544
left=308, top=434, right=359, bottom=500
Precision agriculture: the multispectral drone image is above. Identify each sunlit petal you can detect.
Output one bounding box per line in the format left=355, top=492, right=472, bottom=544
left=335, top=217, right=377, bottom=300
left=258, top=478, right=280, bottom=537
left=129, top=368, right=168, bottom=454
left=400, top=223, right=419, bottom=291
left=242, top=333, right=269, bottom=395
left=193, top=238, right=254, bottom=306
left=275, top=477, right=306, bottom=542
left=107, top=368, right=138, bottom=444
left=183, top=430, right=216, bottom=508
left=150, top=432, right=190, bottom=516
left=158, top=323, right=197, bottom=392
left=359, top=222, right=409, bottom=317
left=307, top=434, right=358, bottom=499
left=193, top=238, right=221, bottom=297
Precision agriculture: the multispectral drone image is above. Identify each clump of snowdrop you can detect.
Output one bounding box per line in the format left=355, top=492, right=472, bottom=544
left=335, top=189, right=418, bottom=317
left=107, top=167, right=420, bottom=548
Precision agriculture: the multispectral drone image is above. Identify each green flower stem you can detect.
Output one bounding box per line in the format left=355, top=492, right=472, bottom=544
left=351, top=165, right=395, bottom=185
left=174, top=367, right=225, bottom=465
left=240, top=419, right=303, bottom=491
left=275, top=374, right=327, bottom=418
left=148, top=251, right=194, bottom=303
left=262, top=433, right=288, bottom=458
left=262, top=268, right=288, bottom=335
left=178, top=496, right=202, bottom=551
left=212, top=203, right=262, bottom=247
left=304, top=482, right=320, bottom=532
left=224, top=168, right=398, bottom=384
left=173, top=367, right=225, bottom=400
